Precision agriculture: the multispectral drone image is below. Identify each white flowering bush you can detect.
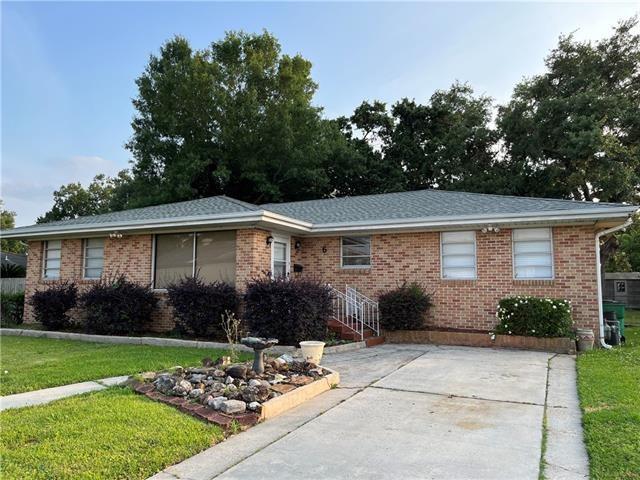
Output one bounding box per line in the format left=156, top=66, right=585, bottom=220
left=494, top=296, right=573, bottom=338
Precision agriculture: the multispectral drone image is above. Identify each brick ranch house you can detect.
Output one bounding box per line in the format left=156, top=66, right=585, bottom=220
left=4, top=189, right=637, bottom=342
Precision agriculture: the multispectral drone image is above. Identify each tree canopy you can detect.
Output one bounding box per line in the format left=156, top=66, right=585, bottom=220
left=498, top=17, right=640, bottom=203
left=38, top=19, right=639, bottom=227
left=1, top=200, right=27, bottom=254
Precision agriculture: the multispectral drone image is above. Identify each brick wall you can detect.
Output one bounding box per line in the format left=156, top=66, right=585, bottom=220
left=296, top=226, right=600, bottom=334
left=23, top=228, right=274, bottom=332
left=22, top=225, right=600, bottom=336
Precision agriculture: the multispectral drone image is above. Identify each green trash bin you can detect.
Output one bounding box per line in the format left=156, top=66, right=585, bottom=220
left=603, top=300, right=625, bottom=339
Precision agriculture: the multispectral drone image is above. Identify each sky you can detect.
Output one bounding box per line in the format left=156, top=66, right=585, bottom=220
left=2, top=1, right=638, bottom=226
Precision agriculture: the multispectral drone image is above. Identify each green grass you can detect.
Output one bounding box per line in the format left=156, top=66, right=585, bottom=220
left=577, top=310, right=640, bottom=480
left=0, top=336, right=247, bottom=395
left=0, top=387, right=224, bottom=479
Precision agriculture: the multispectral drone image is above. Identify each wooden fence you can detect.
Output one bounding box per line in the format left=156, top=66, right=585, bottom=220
left=0, top=278, right=26, bottom=294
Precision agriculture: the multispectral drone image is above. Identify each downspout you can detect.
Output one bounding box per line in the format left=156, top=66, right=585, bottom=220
left=595, top=217, right=634, bottom=349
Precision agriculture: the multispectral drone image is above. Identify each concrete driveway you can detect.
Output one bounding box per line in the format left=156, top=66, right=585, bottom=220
left=152, top=345, right=588, bottom=480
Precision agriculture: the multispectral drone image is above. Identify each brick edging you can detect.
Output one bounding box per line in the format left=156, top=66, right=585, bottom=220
left=0, top=328, right=367, bottom=355
left=384, top=329, right=576, bottom=354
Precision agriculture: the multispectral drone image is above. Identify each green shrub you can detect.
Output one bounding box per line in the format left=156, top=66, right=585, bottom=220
left=244, top=277, right=331, bottom=346
left=494, top=296, right=573, bottom=338
left=80, top=275, right=157, bottom=335
left=30, top=282, right=78, bottom=330
left=166, top=276, right=239, bottom=339
left=0, top=292, right=25, bottom=326
left=379, top=282, right=433, bottom=330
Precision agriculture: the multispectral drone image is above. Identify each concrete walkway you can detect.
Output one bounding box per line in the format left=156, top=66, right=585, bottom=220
left=0, top=375, right=129, bottom=411
left=150, top=345, right=589, bottom=480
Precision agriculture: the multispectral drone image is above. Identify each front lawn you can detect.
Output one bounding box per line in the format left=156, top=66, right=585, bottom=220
left=0, top=336, right=247, bottom=395
left=0, top=387, right=224, bottom=479
left=577, top=310, right=640, bottom=480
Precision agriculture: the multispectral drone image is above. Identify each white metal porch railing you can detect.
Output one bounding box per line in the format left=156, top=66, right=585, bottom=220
left=329, top=285, right=380, bottom=340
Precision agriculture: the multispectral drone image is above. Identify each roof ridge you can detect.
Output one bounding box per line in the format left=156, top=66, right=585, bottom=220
left=219, top=195, right=260, bottom=210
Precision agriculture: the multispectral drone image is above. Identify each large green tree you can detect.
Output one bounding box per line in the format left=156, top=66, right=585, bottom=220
left=498, top=17, right=640, bottom=202
left=0, top=201, right=27, bottom=254
left=37, top=173, right=131, bottom=223
left=126, top=31, right=335, bottom=206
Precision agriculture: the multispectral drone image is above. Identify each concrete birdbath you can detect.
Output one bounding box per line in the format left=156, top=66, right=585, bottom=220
left=241, top=337, right=279, bottom=374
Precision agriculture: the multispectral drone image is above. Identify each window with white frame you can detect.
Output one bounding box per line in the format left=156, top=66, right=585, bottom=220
left=83, top=238, right=105, bottom=279
left=43, top=240, right=62, bottom=279
left=153, top=231, right=236, bottom=288
left=513, top=228, right=554, bottom=279
left=441, top=231, right=476, bottom=279
left=271, top=237, right=289, bottom=278
left=341, top=236, right=371, bottom=268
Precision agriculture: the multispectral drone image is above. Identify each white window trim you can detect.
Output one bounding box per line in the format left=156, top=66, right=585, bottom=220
left=512, top=227, right=555, bottom=280
left=82, top=238, right=105, bottom=280
left=340, top=235, right=372, bottom=269
left=440, top=231, right=477, bottom=280
left=270, top=234, right=291, bottom=278
left=42, top=240, right=62, bottom=280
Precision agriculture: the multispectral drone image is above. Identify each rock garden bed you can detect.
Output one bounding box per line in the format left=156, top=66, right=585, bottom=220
left=129, top=353, right=339, bottom=430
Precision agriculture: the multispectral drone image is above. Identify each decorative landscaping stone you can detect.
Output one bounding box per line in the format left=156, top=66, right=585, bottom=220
left=189, top=374, right=206, bottom=383
left=189, top=388, right=203, bottom=399
left=208, top=396, right=228, bottom=410
left=131, top=354, right=334, bottom=430
left=220, top=399, right=246, bottom=414
left=173, top=379, right=193, bottom=396
left=270, top=383, right=296, bottom=394
left=289, top=375, right=314, bottom=386
left=226, top=364, right=248, bottom=379
left=154, top=375, right=176, bottom=395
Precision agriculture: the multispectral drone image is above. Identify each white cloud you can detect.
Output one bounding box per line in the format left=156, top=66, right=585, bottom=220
left=1, top=155, right=121, bottom=226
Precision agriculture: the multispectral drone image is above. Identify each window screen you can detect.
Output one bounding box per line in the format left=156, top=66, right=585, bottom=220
left=441, top=231, right=476, bottom=279
left=513, top=228, right=553, bottom=279
left=43, top=240, right=62, bottom=279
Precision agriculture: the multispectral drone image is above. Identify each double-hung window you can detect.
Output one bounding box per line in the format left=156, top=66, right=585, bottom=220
left=341, top=236, right=371, bottom=268
left=83, top=238, right=105, bottom=279
left=441, top=231, right=476, bottom=279
left=43, top=240, right=62, bottom=279
left=153, top=231, right=236, bottom=288
left=513, top=228, right=554, bottom=279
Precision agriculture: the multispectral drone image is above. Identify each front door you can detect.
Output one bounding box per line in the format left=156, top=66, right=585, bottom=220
left=271, top=235, right=290, bottom=278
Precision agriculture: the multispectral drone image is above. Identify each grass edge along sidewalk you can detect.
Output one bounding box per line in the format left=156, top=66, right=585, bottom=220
left=577, top=310, right=640, bottom=480
left=0, top=335, right=247, bottom=396
left=0, top=387, right=225, bottom=480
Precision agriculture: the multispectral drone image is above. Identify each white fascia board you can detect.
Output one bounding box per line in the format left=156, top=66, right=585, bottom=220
left=307, top=206, right=638, bottom=235
left=2, top=210, right=311, bottom=240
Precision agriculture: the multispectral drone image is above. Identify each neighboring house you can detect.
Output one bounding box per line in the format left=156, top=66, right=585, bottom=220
left=3, top=189, right=637, bottom=338
left=1, top=251, right=27, bottom=271
left=604, top=272, right=640, bottom=308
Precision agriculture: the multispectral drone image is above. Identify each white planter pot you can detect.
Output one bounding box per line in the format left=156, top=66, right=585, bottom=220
left=299, top=341, right=326, bottom=365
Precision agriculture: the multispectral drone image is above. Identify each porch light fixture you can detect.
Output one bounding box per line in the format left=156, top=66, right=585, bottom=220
left=294, top=240, right=302, bottom=250
left=266, top=235, right=274, bottom=246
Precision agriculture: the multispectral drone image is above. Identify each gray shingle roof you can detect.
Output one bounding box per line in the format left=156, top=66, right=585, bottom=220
left=261, top=189, right=629, bottom=224
left=9, top=196, right=260, bottom=235
left=4, top=189, right=635, bottom=238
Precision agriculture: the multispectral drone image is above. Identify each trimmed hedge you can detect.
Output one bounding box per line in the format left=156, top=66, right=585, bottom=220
left=30, top=282, right=78, bottom=330
left=494, top=296, right=573, bottom=338
left=80, top=275, right=157, bottom=335
left=166, top=276, right=239, bottom=338
left=379, top=282, right=433, bottom=330
left=0, top=292, right=25, bottom=326
left=244, top=277, right=331, bottom=346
